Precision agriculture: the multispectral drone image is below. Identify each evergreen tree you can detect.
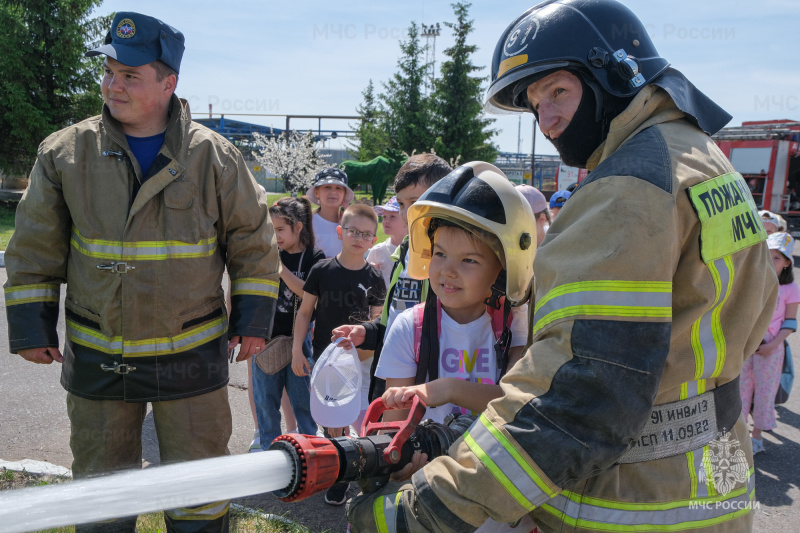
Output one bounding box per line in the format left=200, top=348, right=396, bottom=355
left=431, top=2, right=498, bottom=163
left=380, top=22, right=434, bottom=155
left=0, top=0, right=110, bottom=175
left=348, top=79, right=389, bottom=162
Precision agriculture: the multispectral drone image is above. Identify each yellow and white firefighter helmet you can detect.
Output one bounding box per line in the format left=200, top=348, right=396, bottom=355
left=406, top=161, right=535, bottom=305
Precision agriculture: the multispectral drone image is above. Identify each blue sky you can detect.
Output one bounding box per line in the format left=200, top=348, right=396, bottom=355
left=94, top=0, right=799, bottom=156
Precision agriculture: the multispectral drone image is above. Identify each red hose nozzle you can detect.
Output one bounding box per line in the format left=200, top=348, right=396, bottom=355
left=270, top=433, right=340, bottom=502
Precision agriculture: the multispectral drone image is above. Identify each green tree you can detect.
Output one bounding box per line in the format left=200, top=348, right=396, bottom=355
left=347, top=79, right=389, bottom=162
left=0, top=0, right=110, bottom=175
left=431, top=2, right=498, bottom=163
left=380, top=22, right=434, bottom=155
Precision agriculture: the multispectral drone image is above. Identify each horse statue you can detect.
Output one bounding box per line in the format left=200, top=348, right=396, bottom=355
left=340, top=149, right=406, bottom=205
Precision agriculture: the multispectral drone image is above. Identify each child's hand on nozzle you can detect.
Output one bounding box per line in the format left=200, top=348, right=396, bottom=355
left=331, top=324, right=366, bottom=350
left=291, top=348, right=311, bottom=376
left=382, top=380, right=450, bottom=410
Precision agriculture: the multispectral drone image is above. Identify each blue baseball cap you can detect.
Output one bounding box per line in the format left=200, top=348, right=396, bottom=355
left=86, top=12, right=185, bottom=73
left=549, top=190, right=572, bottom=209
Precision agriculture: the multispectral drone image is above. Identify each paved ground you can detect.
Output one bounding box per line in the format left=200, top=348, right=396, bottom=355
left=1, top=267, right=799, bottom=532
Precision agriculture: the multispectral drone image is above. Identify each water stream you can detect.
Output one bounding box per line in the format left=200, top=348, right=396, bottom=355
left=0, top=450, right=294, bottom=533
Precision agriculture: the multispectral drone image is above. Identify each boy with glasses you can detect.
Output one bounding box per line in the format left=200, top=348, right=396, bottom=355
left=291, top=203, right=386, bottom=505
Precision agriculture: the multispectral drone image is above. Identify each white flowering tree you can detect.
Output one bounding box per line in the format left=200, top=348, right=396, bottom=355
left=252, top=129, right=329, bottom=195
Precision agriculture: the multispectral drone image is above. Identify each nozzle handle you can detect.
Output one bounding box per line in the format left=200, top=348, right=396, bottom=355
left=361, top=396, right=426, bottom=464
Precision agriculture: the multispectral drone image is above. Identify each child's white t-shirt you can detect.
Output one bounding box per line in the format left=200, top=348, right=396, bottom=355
left=385, top=248, right=424, bottom=334
left=366, top=237, right=397, bottom=287
left=375, top=304, right=528, bottom=424
left=312, top=212, right=342, bottom=258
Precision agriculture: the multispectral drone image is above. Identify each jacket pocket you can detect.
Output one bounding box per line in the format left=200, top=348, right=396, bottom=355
left=164, top=177, right=194, bottom=209
left=65, top=298, right=103, bottom=332
left=163, top=176, right=201, bottom=244
left=178, top=297, right=227, bottom=330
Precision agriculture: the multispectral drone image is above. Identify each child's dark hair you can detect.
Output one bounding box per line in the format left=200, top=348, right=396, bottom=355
left=269, top=196, right=315, bottom=250
left=394, top=153, right=451, bottom=192
left=779, top=262, right=795, bottom=285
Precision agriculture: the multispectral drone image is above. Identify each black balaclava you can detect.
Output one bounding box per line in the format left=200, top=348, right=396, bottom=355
left=528, top=71, right=633, bottom=168
left=544, top=75, right=604, bottom=168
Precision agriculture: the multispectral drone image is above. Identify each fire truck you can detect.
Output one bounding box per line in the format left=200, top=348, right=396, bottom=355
left=712, top=120, right=800, bottom=232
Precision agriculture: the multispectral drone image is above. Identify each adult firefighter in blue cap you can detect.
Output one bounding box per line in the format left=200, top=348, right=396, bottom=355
left=348, top=1, right=778, bottom=532
left=4, top=11, right=279, bottom=533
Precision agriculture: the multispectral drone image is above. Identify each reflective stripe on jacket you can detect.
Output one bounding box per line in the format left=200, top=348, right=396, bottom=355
left=4, top=96, right=280, bottom=401
left=348, top=86, right=777, bottom=533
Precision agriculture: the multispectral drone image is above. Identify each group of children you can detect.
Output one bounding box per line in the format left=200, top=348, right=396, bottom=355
left=247, top=155, right=796, bottom=519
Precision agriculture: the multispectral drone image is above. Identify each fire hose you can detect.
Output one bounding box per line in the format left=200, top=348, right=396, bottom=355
left=0, top=396, right=472, bottom=532
left=269, top=396, right=476, bottom=502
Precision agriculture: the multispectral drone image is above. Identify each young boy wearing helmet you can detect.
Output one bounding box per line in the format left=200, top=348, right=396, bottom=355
left=375, top=162, right=533, bottom=425
left=349, top=1, right=777, bottom=532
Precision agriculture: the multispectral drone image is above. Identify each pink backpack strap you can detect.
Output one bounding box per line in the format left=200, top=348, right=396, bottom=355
left=413, top=303, right=425, bottom=363
left=412, top=300, right=443, bottom=363
left=487, top=297, right=512, bottom=340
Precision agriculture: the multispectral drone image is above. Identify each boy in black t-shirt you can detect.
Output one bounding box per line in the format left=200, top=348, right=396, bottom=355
left=291, top=203, right=386, bottom=505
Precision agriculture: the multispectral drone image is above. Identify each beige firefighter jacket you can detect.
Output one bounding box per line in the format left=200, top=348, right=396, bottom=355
left=4, top=96, right=280, bottom=402
left=348, top=86, right=778, bottom=532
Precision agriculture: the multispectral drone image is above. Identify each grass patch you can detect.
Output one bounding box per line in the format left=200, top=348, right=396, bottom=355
left=0, top=204, right=16, bottom=251
left=0, top=468, right=316, bottom=532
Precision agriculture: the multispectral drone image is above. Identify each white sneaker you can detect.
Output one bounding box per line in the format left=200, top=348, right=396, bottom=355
left=751, top=437, right=765, bottom=455
left=249, top=432, right=262, bottom=453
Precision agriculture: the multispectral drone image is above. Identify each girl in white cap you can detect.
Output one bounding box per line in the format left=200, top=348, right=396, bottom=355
left=307, top=167, right=354, bottom=258
left=740, top=232, right=799, bottom=454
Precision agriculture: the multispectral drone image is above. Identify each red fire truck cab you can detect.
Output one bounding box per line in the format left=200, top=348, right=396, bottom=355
left=713, top=120, right=800, bottom=232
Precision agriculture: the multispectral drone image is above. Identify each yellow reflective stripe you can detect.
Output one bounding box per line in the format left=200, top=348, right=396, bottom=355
left=231, top=277, right=279, bottom=298
left=373, top=491, right=401, bottom=533
left=71, top=227, right=217, bottom=260
left=690, top=258, right=733, bottom=381
left=681, top=379, right=706, bottom=402
left=701, top=445, right=718, bottom=497
left=687, top=450, right=699, bottom=499
left=533, top=281, right=672, bottom=336
left=4, top=284, right=60, bottom=306
left=166, top=501, right=230, bottom=520
left=712, top=256, right=735, bottom=377
left=463, top=431, right=534, bottom=512
left=463, top=415, right=556, bottom=512
left=66, top=317, right=227, bottom=356
left=545, top=472, right=753, bottom=532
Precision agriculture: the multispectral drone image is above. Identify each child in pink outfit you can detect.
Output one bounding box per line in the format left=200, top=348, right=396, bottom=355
left=740, top=232, right=799, bottom=454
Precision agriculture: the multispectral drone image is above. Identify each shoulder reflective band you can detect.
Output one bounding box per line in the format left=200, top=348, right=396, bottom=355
left=687, top=172, right=767, bottom=264
left=4, top=284, right=60, bottom=306
left=230, top=278, right=279, bottom=298
left=781, top=319, right=798, bottom=332
left=532, top=280, right=672, bottom=336
left=618, top=377, right=740, bottom=464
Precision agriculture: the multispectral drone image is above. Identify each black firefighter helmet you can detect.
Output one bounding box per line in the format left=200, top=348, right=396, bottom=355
left=484, top=0, right=670, bottom=114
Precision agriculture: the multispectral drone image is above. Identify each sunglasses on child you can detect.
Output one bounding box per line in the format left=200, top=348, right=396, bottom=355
left=342, top=227, right=376, bottom=240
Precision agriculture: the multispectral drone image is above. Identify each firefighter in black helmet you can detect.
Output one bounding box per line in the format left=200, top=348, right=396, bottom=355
left=348, top=1, right=777, bottom=532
